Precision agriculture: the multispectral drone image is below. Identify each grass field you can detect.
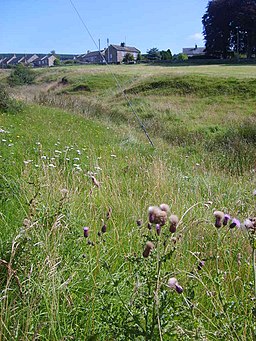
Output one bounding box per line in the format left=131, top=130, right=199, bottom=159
left=0, top=64, right=256, bottom=340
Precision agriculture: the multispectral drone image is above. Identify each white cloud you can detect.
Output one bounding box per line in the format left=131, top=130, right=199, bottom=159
left=189, top=33, right=204, bottom=41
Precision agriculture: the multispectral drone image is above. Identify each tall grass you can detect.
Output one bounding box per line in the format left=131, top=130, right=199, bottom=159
left=1, top=64, right=256, bottom=339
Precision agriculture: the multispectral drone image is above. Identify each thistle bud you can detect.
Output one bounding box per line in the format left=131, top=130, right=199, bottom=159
left=83, top=227, right=89, bottom=238
left=213, top=211, right=224, bottom=228
left=147, top=222, right=152, bottom=230
left=159, top=203, right=170, bottom=213
left=197, top=260, right=205, bottom=271
left=169, top=214, right=179, bottom=233
left=148, top=206, right=167, bottom=226
left=143, top=241, right=154, bottom=258
left=223, top=214, right=231, bottom=226
left=156, top=224, right=161, bottom=236
left=167, top=277, right=183, bottom=294
left=101, top=224, right=107, bottom=233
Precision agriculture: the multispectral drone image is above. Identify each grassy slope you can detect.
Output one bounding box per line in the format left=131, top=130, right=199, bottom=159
left=0, top=64, right=256, bottom=339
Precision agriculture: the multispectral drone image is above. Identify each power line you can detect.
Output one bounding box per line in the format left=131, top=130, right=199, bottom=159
left=69, top=0, right=154, bottom=148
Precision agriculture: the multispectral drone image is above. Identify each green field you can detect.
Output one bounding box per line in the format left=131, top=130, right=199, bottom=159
left=1, top=64, right=256, bottom=340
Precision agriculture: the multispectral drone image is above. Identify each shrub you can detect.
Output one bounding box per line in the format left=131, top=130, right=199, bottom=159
left=0, top=84, right=23, bottom=113
left=8, top=64, right=36, bottom=86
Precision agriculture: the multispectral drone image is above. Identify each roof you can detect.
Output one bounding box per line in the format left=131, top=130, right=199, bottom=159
left=182, top=47, right=205, bottom=55
left=110, top=44, right=140, bottom=53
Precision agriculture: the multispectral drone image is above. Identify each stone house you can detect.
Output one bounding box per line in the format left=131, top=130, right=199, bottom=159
left=182, top=45, right=206, bottom=57
left=77, top=50, right=105, bottom=64
left=104, top=43, right=140, bottom=63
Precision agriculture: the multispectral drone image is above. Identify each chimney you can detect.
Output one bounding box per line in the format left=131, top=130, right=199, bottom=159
left=195, top=44, right=198, bottom=49
left=121, top=42, right=125, bottom=47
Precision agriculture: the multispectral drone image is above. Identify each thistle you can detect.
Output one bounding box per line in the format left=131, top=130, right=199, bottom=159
left=148, top=206, right=167, bottom=226
left=223, top=214, right=231, bottom=226
left=167, top=277, right=183, bottom=294
left=83, top=227, right=89, bottom=238
left=229, top=218, right=241, bottom=229
left=214, top=211, right=224, bottom=228
left=159, top=203, right=170, bottom=213
left=143, top=241, right=154, bottom=258
left=169, top=214, right=179, bottom=233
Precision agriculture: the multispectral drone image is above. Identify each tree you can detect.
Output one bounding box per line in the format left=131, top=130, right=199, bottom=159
left=160, top=49, right=172, bottom=60
left=203, top=0, right=256, bottom=58
left=146, top=47, right=161, bottom=61
left=123, top=53, right=134, bottom=63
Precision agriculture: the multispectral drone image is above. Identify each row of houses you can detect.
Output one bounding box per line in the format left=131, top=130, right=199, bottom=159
left=0, top=44, right=206, bottom=68
left=0, top=43, right=141, bottom=68
left=0, top=53, right=59, bottom=68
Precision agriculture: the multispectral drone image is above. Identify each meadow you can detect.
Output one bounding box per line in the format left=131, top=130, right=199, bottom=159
left=0, top=63, right=256, bottom=340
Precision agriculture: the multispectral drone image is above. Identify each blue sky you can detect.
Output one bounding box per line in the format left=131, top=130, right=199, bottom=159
left=1, top=0, right=208, bottom=55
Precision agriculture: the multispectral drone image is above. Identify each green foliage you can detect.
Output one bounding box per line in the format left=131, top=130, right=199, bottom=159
left=203, top=0, right=256, bottom=58
left=0, top=84, right=22, bottom=113
left=123, top=53, right=134, bottom=63
left=160, top=49, right=172, bottom=60
left=8, top=64, right=35, bottom=86
left=54, top=58, right=61, bottom=66
left=146, top=48, right=161, bottom=61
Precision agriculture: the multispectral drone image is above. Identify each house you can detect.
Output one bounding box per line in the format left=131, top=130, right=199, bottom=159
left=104, top=43, right=140, bottom=63
left=182, top=45, right=206, bottom=57
left=77, top=50, right=105, bottom=64
left=33, top=54, right=57, bottom=67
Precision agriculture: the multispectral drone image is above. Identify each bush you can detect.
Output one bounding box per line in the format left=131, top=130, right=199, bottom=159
left=8, top=64, right=36, bottom=86
left=0, top=85, right=23, bottom=113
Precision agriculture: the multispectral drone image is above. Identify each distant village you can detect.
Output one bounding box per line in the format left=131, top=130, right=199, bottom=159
left=0, top=43, right=205, bottom=68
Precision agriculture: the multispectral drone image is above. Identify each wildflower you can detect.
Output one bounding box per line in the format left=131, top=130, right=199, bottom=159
left=167, top=277, right=183, bottom=294
left=169, top=215, right=179, bottom=233
left=197, top=260, right=205, bottom=271
left=223, top=214, right=231, bottom=226
left=143, top=241, right=154, bottom=258
left=244, top=218, right=253, bottom=229
left=229, top=218, right=241, bottom=229
left=156, top=224, right=161, bottom=236
left=83, top=227, right=89, bottom=238
left=101, top=224, right=107, bottom=233
left=148, top=206, right=167, bottom=226
left=213, top=211, right=224, bottom=228
left=253, top=189, right=256, bottom=196
left=159, top=203, right=170, bottom=213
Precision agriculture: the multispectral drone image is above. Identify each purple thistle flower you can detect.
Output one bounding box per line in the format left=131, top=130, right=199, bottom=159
left=197, top=260, right=205, bottom=271
left=156, top=224, right=161, bottom=236
left=229, top=218, right=241, bottom=229
left=101, top=224, right=107, bottom=233
left=83, top=227, right=89, bottom=238
left=223, top=214, right=231, bottom=226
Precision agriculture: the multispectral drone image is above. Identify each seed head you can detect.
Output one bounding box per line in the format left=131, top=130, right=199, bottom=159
left=60, top=188, right=68, bottom=197
left=169, top=214, right=179, bottom=233
left=229, top=218, right=241, bottom=229
left=143, top=241, right=154, bottom=258
left=83, top=227, right=89, bottom=238
left=148, top=206, right=167, bottom=226
left=159, top=203, right=170, bottom=213
left=213, top=211, right=224, bottom=228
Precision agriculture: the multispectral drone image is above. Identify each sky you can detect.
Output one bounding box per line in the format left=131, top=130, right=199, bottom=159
left=1, top=0, right=208, bottom=55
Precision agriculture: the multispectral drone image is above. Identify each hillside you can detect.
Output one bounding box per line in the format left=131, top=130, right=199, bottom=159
left=0, top=64, right=256, bottom=340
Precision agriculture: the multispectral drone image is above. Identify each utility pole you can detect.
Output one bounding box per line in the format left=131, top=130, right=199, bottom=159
left=107, top=38, right=110, bottom=63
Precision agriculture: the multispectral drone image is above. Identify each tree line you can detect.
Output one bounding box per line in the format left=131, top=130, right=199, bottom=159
left=203, top=0, right=256, bottom=58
